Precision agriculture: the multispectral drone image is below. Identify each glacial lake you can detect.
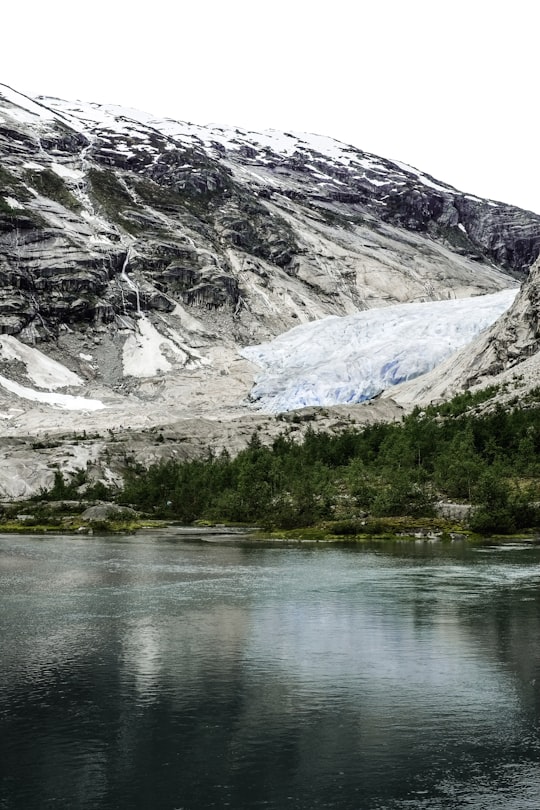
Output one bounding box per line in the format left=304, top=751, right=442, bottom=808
left=1, top=532, right=540, bottom=810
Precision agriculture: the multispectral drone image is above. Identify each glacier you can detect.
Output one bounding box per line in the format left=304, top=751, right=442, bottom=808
left=240, top=289, right=518, bottom=413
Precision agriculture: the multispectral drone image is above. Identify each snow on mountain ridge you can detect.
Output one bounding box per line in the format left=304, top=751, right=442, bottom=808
left=0, top=84, right=59, bottom=123
left=1, top=83, right=540, bottom=497
left=35, top=94, right=471, bottom=203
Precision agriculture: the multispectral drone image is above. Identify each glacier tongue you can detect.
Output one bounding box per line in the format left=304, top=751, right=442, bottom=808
left=240, top=290, right=518, bottom=413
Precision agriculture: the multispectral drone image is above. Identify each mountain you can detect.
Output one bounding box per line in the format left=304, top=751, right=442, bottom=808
left=240, top=290, right=518, bottom=412
left=0, top=82, right=539, bottom=498
left=382, top=255, right=540, bottom=408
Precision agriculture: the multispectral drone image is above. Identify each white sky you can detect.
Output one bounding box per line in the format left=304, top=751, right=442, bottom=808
left=3, top=0, right=539, bottom=213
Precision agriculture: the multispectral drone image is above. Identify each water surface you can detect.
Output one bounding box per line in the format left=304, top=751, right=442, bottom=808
left=1, top=533, right=539, bottom=809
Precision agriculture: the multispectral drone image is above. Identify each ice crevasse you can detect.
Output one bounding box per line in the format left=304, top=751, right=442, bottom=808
left=240, top=289, right=518, bottom=413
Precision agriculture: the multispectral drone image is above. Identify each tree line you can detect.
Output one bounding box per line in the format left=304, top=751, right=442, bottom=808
left=119, top=394, right=540, bottom=534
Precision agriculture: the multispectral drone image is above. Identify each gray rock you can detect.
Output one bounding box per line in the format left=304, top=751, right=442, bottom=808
left=1, top=82, right=538, bottom=346
left=81, top=504, right=138, bottom=521
left=0, top=83, right=539, bottom=501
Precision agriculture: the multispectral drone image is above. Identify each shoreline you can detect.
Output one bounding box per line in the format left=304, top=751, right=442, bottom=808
left=1, top=521, right=539, bottom=547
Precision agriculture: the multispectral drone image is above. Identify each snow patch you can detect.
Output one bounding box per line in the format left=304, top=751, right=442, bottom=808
left=0, top=375, right=104, bottom=411
left=51, top=162, right=84, bottom=181
left=390, top=160, right=453, bottom=194
left=363, top=175, right=390, bottom=187
left=0, top=84, right=57, bottom=122
left=122, top=316, right=188, bottom=378
left=240, top=289, right=518, bottom=413
left=3, top=197, right=23, bottom=209
left=0, top=335, right=83, bottom=389
left=33, top=97, right=400, bottom=184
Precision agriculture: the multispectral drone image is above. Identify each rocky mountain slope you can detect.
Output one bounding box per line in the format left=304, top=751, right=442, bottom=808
left=384, top=256, right=540, bottom=407
left=0, top=82, right=539, bottom=498
left=240, top=289, right=518, bottom=412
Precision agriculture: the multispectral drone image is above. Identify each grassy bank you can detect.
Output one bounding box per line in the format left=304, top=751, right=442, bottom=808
left=8, top=389, right=540, bottom=539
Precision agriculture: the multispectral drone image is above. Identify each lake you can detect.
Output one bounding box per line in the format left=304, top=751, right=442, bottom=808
left=1, top=532, right=539, bottom=809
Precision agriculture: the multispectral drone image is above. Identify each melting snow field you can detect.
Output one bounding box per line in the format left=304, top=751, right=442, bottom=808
left=240, top=290, right=518, bottom=413
left=122, top=316, right=188, bottom=377
left=0, top=335, right=105, bottom=411
left=0, top=375, right=104, bottom=411
left=0, top=335, right=83, bottom=389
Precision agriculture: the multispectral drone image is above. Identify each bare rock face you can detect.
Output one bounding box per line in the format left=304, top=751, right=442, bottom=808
left=1, top=82, right=538, bottom=348
left=456, top=256, right=540, bottom=383
left=385, top=257, right=540, bottom=407
left=0, top=83, right=539, bottom=498
left=477, top=258, right=540, bottom=372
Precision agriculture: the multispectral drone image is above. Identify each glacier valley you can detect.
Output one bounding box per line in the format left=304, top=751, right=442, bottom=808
left=1, top=82, right=539, bottom=498
left=241, top=289, right=518, bottom=412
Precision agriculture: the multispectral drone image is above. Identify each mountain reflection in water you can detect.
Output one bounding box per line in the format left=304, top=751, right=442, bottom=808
left=1, top=534, right=539, bottom=809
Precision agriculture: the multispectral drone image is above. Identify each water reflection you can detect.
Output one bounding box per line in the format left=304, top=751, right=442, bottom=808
left=1, top=534, right=539, bottom=809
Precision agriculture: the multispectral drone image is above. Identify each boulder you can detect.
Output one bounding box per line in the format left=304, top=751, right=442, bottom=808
left=81, top=504, right=138, bottom=521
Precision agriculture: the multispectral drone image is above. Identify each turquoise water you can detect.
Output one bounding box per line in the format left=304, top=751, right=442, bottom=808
left=1, top=533, right=539, bottom=809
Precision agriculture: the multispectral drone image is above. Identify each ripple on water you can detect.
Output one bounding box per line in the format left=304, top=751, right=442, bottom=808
left=1, top=534, right=539, bottom=810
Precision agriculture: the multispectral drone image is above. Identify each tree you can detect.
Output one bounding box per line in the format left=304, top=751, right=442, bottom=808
left=371, top=470, right=434, bottom=517
left=469, top=467, right=515, bottom=534
left=433, top=427, right=483, bottom=500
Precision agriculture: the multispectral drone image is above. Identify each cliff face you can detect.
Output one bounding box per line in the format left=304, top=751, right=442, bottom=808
left=1, top=83, right=538, bottom=349
left=385, top=257, right=540, bottom=407
left=0, top=83, right=539, bottom=498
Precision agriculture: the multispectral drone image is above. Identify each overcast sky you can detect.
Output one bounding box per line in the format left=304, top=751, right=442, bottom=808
left=3, top=1, right=538, bottom=213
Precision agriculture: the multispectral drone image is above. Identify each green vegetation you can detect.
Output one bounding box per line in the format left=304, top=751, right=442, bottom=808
left=23, top=168, right=81, bottom=212
left=33, top=469, right=115, bottom=503
left=133, top=177, right=210, bottom=212
left=421, top=385, right=500, bottom=417
left=88, top=168, right=141, bottom=234
left=117, top=398, right=540, bottom=536
left=0, top=166, right=40, bottom=222
left=10, top=390, right=538, bottom=539
left=0, top=196, right=14, bottom=214
left=438, top=223, right=484, bottom=259
left=0, top=166, right=32, bottom=201
left=0, top=500, right=123, bottom=534
left=0, top=473, right=154, bottom=534
left=0, top=512, right=147, bottom=536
